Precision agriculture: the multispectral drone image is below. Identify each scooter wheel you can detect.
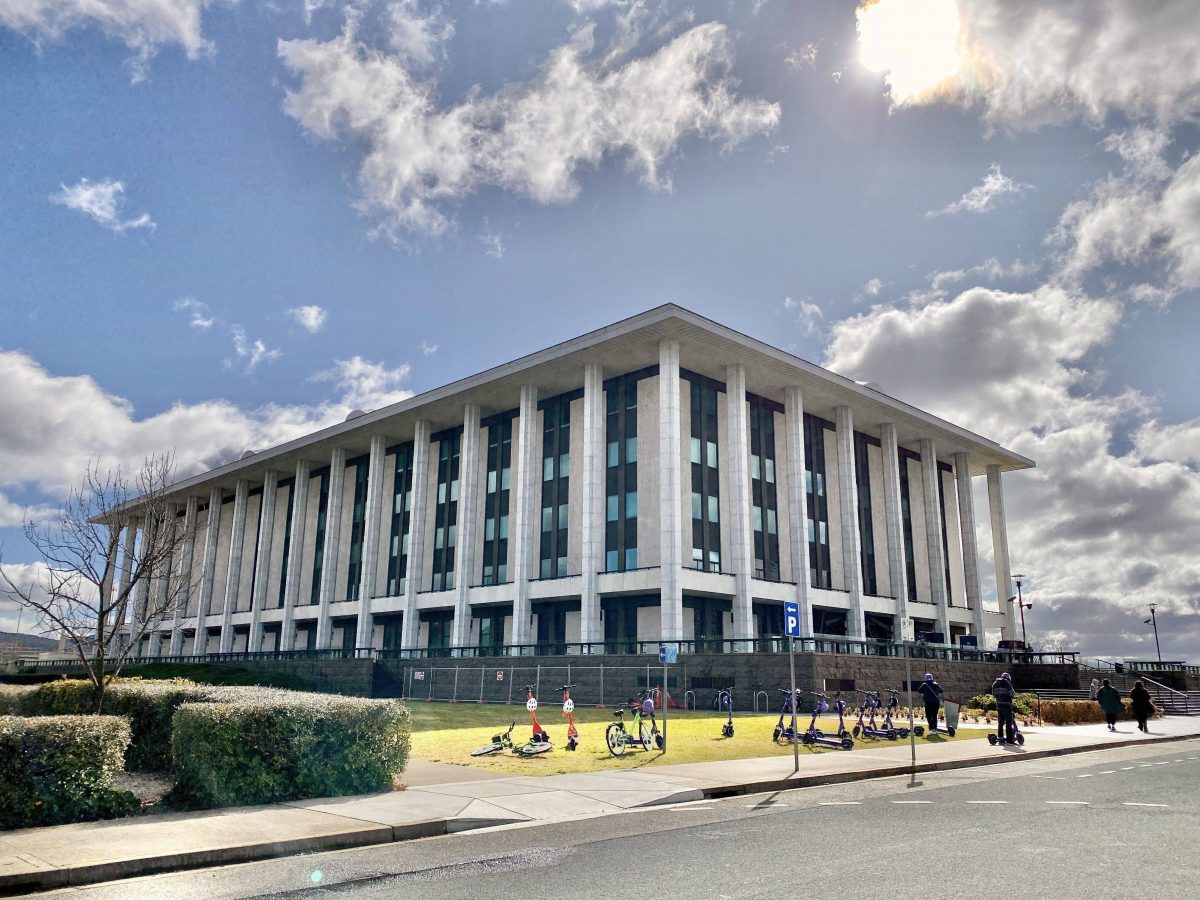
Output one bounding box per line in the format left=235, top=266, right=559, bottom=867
left=987, top=734, right=998, bottom=745
left=852, top=725, right=861, bottom=738
left=840, top=736, right=855, bottom=750
left=801, top=732, right=815, bottom=745
left=914, top=726, right=925, bottom=737
left=772, top=725, right=783, bottom=742
left=886, top=729, right=898, bottom=741
left=946, top=727, right=956, bottom=737
left=1015, top=733, right=1025, bottom=746
left=722, top=724, right=734, bottom=738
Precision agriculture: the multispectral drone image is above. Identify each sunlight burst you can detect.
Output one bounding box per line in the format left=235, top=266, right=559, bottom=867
left=858, top=0, right=963, bottom=105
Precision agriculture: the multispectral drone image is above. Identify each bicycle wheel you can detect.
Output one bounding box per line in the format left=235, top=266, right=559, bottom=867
left=638, top=721, right=653, bottom=751
left=606, top=723, right=627, bottom=757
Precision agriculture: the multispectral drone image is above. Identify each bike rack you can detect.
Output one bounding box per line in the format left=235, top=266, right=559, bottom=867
left=683, top=690, right=696, bottom=710
left=754, top=690, right=769, bottom=714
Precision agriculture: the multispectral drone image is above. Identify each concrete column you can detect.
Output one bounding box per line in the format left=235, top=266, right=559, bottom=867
left=987, top=464, right=1016, bottom=640
left=132, top=517, right=154, bottom=658
left=658, top=339, right=684, bottom=642
left=280, top=460, right=311, bottom=651
left=218, top=479, right=250, bottom=653
left=195, top=486, right=224, bottom=654
left=880, top=424, right=910, bottom=640
left=355, top=436, right=388, bottom=650
left=401, top=421, right=432, bottom=650
left=725, top=365, right=754, bottom=646
left=316, top=448, right=347, bottom=649
left=169, top=496, right=197, bottom=656
left=509, top=389, right=539, bottom=648
left=954, top=452, right=986, bottom=643
left=784, top=387, right=813, bottom=638
left=249, top=469, right=279, bottom=652
left=919, top=439, right=950, bottom=639
left=580, top=363, right=605, bottom=647
left=835, top=407, right=865, bottom=640
left=113, top=522, right=136, bottom=639
left=452, top=405, right=482, bottom=650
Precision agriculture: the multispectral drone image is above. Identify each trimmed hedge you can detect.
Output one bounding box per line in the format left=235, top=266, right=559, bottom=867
left=966, top=692, right=1039, bottom=718
left=0, top=715, right=139, bottom=829
left=169, top=695, right=411, bottom=809
left=0, top=684, right=35, bottom=715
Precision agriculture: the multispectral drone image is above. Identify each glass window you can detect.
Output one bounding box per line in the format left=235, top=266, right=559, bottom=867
left=707, top=441, right=718, bottom=468
left=625, top=437, right=637, bottom=462
left=542, top=506, right=552, bottom=531
left=752, top=506, right=762, bottom=530
left=558, top=503, right=568, bottom=525
left=437, top=482, right=447, bottom=504
left=544, top=457, right=554, bottom=481
left=708, top=496, right=719, bottom=523
left=499, top=515, right=508, bottom=538
left=767, top=509, right=777, bottom=534
left=557, top=555, right=567, bottom=575
left=751, top=455, right=760, bottom=479
left=625, top=491, right=637, bottom=518
left=485, top=518, right=495, bottom=541
left=708, top=550, right=720, bottom=571
left=607, top=442, right=619, bottom=467
left=607, top=495, right=618, bottom=521
left=501, top=467, right=511, bottom=490
left=487, top=470, right=497, bottom=493
left=765, top=458, right=775, bottom=483
left=606, top=550, right=618, bottom=572
left=559, top=452, right=569, bottom=477
left=541, top=558, right=552, bottom=578
left=625, top=548, right=638, bottom=569
left=692, top=492, right=702, bottom=519
left=690, top=437, right=701, bottom=464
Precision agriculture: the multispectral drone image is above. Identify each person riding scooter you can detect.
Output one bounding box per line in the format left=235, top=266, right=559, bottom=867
left=917, top=673, right=943, bottom=733
left=991, top=672, right=1018, bottom=744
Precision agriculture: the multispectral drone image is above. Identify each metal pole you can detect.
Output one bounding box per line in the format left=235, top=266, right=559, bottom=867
left=906, top=641, right=916, bottom=782
left=789, top=636, right=798, bottom=774
left=480, top=666, right=485, bottom=703
left=536, top=664, right=541, bottom=699
left=508, top=667, right=514, bottom=704
left=600, top=663, right=605, bottom=707
left=662, top=661, right=668, bottom=752
left=453, top=666, right=459, bottom=702
left=1150, top=605, right=1162, bottom=664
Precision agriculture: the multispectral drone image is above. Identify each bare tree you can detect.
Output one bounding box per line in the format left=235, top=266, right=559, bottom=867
left=0, top=455, right=198, bottom=712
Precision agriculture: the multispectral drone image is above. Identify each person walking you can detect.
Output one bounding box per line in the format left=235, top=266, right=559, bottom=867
left=918, top=673, right=943, bottom=734
left=1088, top=678, right=1100, bottom=701
left=1130, top=680, right=1155, bottom=733
left=1095, top=678, right=1123, bottom=731
left=991, top=672, right=1017, bottom=744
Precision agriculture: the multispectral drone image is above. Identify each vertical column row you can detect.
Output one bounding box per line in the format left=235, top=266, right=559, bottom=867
left=401, top=421, right=432, bottom=650
left=954, top=452, right=985, bottom=641
left=579, top=363, right=604, bottom=646
left=880, top=424, right=910, bottom=640
left=783, top=387, right=813, bottom=638
left=452, top=405, right=482, bottom=648
left=725, top=364, right=754, bottom=643
left=835, top=407, right=865, bottom=640
left=510, top=389, right=539, bottom=648
left=218, top=479, right=249, bottom=653
left=355, top=435, right=388, bottom=649
left=249, top=469, right=279, bottom=652
left=658, top=339, right=684, bottom=642
left=987, top=464, right=1016, bottom=640
left=918, top=439, right=950, bottom=639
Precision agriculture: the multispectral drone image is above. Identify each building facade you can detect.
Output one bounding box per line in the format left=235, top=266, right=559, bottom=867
left=120, top=306, right=1030, bottom=660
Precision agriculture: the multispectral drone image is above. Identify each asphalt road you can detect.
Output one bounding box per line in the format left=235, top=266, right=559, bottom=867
left=46, top=738, right=1200, bottom=900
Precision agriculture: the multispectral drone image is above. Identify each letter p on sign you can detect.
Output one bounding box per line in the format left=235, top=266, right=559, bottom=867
left=784, top=601, right=801, bottom=638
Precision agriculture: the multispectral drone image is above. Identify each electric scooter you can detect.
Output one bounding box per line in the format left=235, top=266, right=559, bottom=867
left=883, top=689, right=924, bottom=738
left=560, top=683, right=579, bottom=751
left=771, top=688, right=805, bottom=743
left=851, top=690, right=897, bottom=740
left=800, top=690, right=855, bottom=750
left=512, top=684, right=554, bottom=755
left=718, top=687, right=734, bottom=738
left=987, top=712, right=1024, bottom=746
left=471, top=722, right=516, bottom=756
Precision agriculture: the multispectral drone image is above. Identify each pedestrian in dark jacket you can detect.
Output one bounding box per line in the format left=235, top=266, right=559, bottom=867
left=991, top=672, right=1017, bottom=744
left=1095, top=679, right=1123, bottom=731
left=1130, top=681, right=1155, bottom=733
left=918, top=673, right=943, bottom=733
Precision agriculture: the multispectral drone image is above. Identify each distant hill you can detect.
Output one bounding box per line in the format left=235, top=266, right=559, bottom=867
left=0, top=631, right=57, bottom=651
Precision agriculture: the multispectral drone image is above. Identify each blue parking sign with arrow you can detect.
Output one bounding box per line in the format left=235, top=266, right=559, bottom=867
left=784, top=601, right=801, bottom=638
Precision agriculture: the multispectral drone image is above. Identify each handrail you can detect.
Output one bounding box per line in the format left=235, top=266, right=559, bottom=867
left=1140, top=675, right=1186, bottom=699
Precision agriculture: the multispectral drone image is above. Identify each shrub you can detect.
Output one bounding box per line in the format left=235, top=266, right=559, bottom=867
left=965, top=692, right=1038, bottom=718
left=0, top=715, right=139, bottom=829
left=169, top=695, right=411, bottom=809
left=0, top=684, right=36, bottom=715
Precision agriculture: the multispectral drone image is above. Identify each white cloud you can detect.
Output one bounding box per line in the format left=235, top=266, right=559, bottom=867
left=227, top=326, right=281, bottom=373
left=0, top=0, right=228, bottom=81
left=928, top=257, right=1040, bottom=292
left=927, top=164, right=1031, bottom=217
left=174, top=298, right=213, bottom=330
left=50, top=178, right=155, bottom=233
left=1133, top=420, right=1200, bottom=467
left=785, top=42, right=818, bottom=70
left=287, top=305, right=328, bottom=333
left=277, top=20, right=779, bottom=238
left=0, top=347, right=413, bottom=505
left=857, top=0, right=1200, bottom=129
left=479, top=221, right=505, bottom=258
left=312, top=356, right=413, bottom=409
left=0, top=494, right=58, bottom=528
left=419, top=340, right=439, bottom=356
left=386, top=0, right=454, bottom=68
left=864, top=277, right=882, bottom=296
left=783, top=295, right=823, bottom=336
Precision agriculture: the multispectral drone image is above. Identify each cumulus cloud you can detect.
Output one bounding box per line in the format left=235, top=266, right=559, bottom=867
left=863, top=277, right=882, bottom=296
left=174, top=298, right=213, bottom=330
left=858, top=0, right=1200, bottom=129
left=277, top=19, right=779, bottom=237
left=928, top=257, right=1040, bottom=292
left=287, top=305, right=328, bottom=333
left=0, top=0, right=229, bottom=81
left=50, top=178, right=155, bottom=233
left=0, top=347, right=413, bottom=506
left=783, top=295, right=823, bottom=336
left=927, top=164, right=1031, bottom=217
left=227, top=326, right=281, bottom=373
left=385, top=0, right=454, bottom=68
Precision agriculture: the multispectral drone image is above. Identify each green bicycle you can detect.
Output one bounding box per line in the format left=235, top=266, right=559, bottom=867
left=605, top=691, right=663, bottom=756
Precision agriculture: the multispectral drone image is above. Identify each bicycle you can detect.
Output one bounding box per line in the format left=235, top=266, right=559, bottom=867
left=605, top=691, right=658, bottom=756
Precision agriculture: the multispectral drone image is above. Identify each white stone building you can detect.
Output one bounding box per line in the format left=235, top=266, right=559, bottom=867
left=121, top=306, right=1029, bottom=660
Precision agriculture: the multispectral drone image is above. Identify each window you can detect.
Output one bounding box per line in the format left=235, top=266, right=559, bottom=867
left=309, top=467, right=330, bottom=605
left=804, top=414, right=833, bottom=589
left=855, top=434, right=878, bottom=596
left=749, top=396, right=782, bottom=580
left=604, top=372, right=641, bottom=572
left=275, top=478, right=295, bottom=608
left=899, top=449, right=919, bottom=602
left=431, top=429, right=461, bottom=591
left=688, top=375, right=722, bottom=572
left=424, top=610, right=453, bottom=657
left=539, top=392, right=576, bottom=578
left=385, top=444, right=414, bottom=596
left=345, top=457, right=369, bottom=601
left=481, top=412, right=515, bottom=585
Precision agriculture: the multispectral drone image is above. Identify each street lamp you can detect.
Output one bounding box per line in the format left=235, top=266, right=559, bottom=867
left=1007, top=573, right=1032, bottom=649
left=1144, top=604, right=1162, bottom=665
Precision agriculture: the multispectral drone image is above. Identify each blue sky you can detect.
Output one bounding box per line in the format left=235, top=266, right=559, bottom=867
left=1, top=0, right=1198, bottom=658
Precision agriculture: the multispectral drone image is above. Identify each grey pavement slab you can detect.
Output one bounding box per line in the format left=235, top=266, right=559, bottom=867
left=401, top=759, right=506, bottom=787
left=481, top=789, right=622, bottom=818
left=570, top=788, right=705, bottom=807
left=291, top=791, right=474, bottom=825
left=408, top=779, right=557, bottom=798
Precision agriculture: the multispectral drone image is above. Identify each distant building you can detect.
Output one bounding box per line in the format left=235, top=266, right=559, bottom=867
left=118, top=305, right=1028, bottom=659
left=0, top=631, right=58, bottom=665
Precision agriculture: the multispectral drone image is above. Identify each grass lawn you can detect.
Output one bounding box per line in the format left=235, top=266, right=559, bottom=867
left=407, top=701, right=985, bottom=775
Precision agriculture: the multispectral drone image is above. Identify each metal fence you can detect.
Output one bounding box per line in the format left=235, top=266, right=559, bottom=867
left=393, top=663, right=681, bottom=708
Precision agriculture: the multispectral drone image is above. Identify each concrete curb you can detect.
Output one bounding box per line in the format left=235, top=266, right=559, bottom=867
left=697, top=732, right=1199, bottom=799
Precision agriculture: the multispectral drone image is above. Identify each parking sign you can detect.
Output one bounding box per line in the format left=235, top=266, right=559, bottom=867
left=784, top=601, right=801, bottom=638
left=658, top=645, right=679, bottom=665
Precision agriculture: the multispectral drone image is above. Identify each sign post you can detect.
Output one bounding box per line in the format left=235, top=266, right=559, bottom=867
left=658, top=645, right=678, bottom=752
left=905, top=640, right=917, bottom=785
left=784, top=601, right=801, bottom=774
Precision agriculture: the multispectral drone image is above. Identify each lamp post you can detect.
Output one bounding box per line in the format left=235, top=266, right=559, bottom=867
left=1144, top=604, right=1162, bottom=665
left=1008, top=574, right=1031, bottom=649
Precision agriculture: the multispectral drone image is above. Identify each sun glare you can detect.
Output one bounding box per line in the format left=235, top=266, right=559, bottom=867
left=858, top=0, right=963, bottom=105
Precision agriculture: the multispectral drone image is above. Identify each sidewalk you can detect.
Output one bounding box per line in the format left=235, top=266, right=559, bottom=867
left=3, top=718, right=1198, bottom=894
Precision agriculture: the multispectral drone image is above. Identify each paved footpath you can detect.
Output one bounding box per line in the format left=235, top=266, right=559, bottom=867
left=3, top=718, right=1198, bottom=895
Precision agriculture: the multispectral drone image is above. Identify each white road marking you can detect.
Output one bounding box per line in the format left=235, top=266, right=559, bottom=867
left=1032, top=775, right=1066, bottom=780
left=1123, top=802, right=1170, bottom=808
left=1155, top=761, right=1170, bottom=766
left=967, top=800, right=1009, bottom=804
left=1120, top=767, right=1136, bottom=770
left=1188, top=757, right=1197, bottom=760
left=1139, top=764, right=1154, bottom=767
left=1045, top=801, right=1089, bottom=805
left=746, top=803, right=787, bottom=809
left=671, top=807, right=714, bottom=811
left=890, top=800, right=933, bottom=804
left=819, top=801, right=861, bottom=806
left=1099, top=770, right=1116, bottom=774
left=1077, top=774, right=1095, bottom=778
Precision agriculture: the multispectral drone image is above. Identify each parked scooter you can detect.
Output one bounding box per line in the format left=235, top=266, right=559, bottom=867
left=717, top=687, right=734, bottom=738
left=987, top=719, right=1024, bottom=746
left=852, top=690, right=897, bottom=740
left=883, top=689, right=924, bottom=738
left=560, top=683, right=579, bottom=751
left=771, top=688, right=805, bottom=743
left=471, top=722, right=516, bottom=756
left=800, top=690, right=855, bottom=751
left=512, top=684, right=554, bottom=755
